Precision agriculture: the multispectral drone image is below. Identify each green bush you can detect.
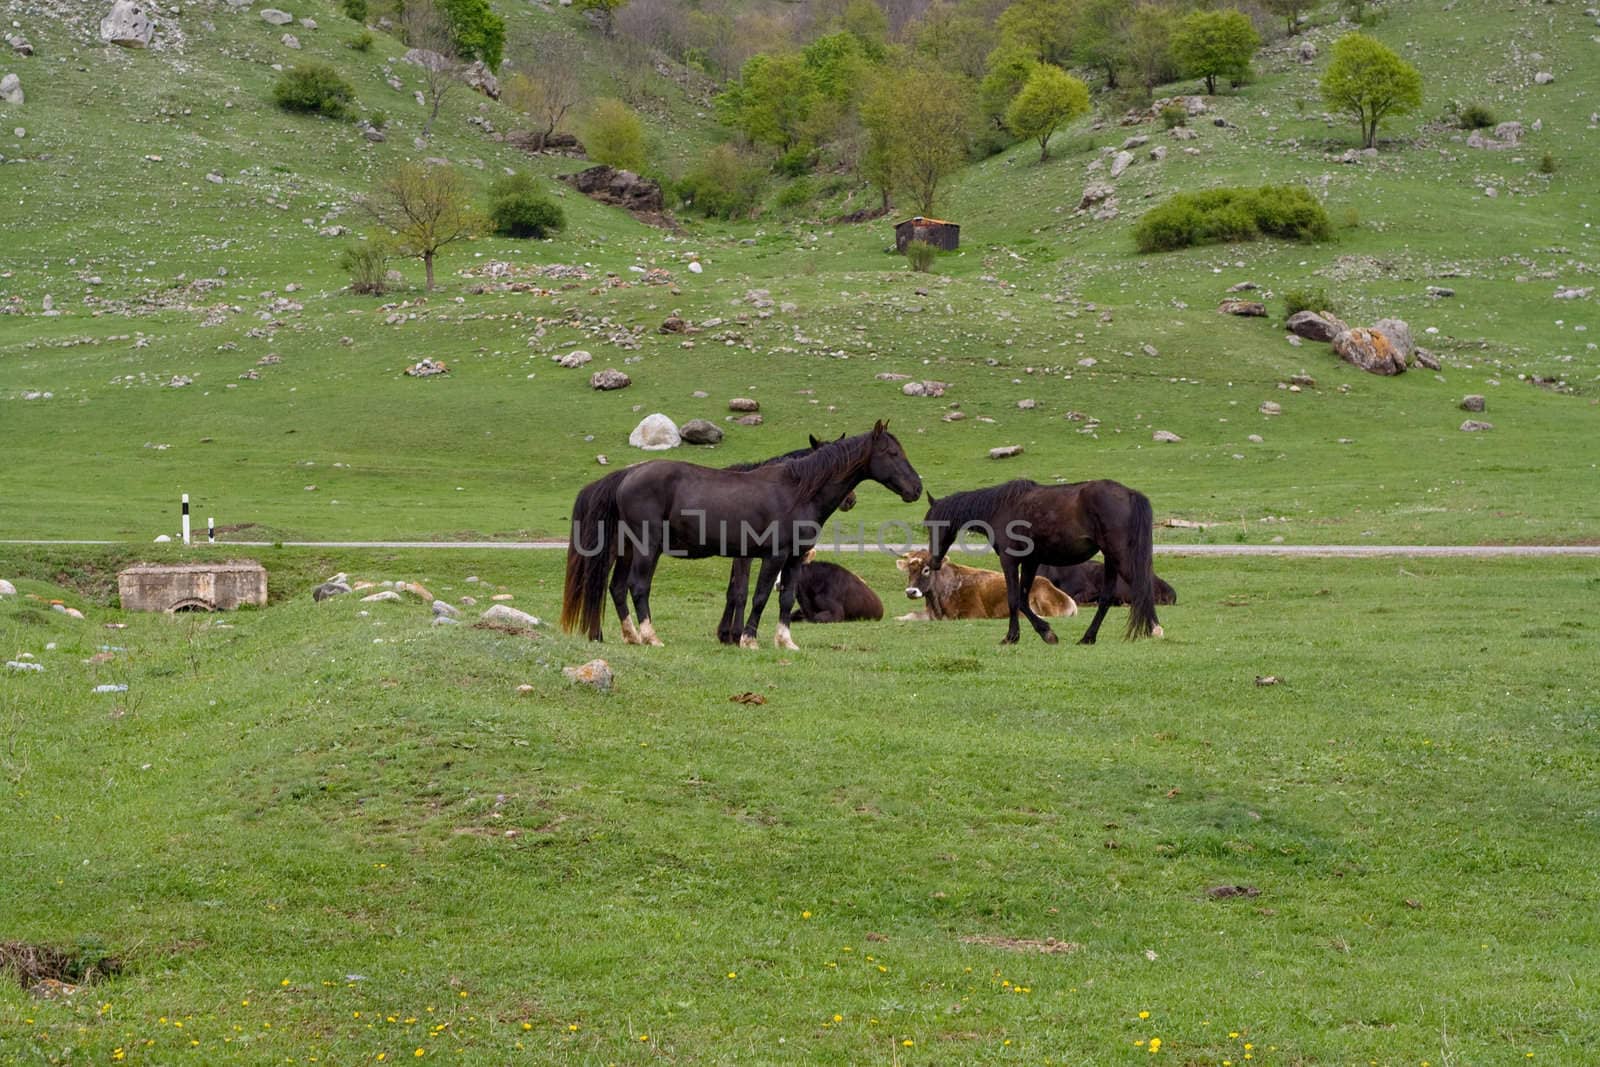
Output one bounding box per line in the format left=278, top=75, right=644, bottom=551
left=347, top=29, right=374, bottom=52
left=488, top=173, right=566, bottom=238
left=584, top=98, right=647, bottom=173
left=1161, top=104, right=1188, bottom=129
left=775, top=147, right=814, bottom=178
left=1539, top=151, right=1556, bottom=175
left=679, top=144, right=767, bottom=220
left=1134, top=185, right=1332, bottom=253
left=368, top=108, right=388, bottom=130
left=1457, top=103, right=1496, bottom=130
left=341, top=0, right=367, bottom=20
left=339, top=245, right=389, bottom=295
left=272, top=63, right=355, bottom=120
left=905, top=240, right=937, bottom=273
left=1284, top=287, right=1336, bottom=318
left=774, top=177, right=816, bottom=214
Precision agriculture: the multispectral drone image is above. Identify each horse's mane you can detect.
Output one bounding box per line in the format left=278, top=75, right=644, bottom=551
left=780, top=432, right=872, bottom=499
left=722, top=444, right=814, bottom=474
left=927, top=480, right=1039, bottom=527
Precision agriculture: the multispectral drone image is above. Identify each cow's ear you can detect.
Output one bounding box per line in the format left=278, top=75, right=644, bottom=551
left=894, top=555, right=910, bottom=572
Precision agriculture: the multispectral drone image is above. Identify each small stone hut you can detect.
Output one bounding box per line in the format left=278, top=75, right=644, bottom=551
left=894, top=216, right=960, bottom=253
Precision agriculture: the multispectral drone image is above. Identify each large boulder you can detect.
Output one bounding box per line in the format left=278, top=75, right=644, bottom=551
left=1218, top=299, right=1267, bottom=317
left=558, top=165, right=664, bottom=214
left=260, top=8, right=295, bottom=26
left=680, top=419, right=723, bottom=445
left=590, top=368, right=631, bottom=391
left=1371, top=318, right=1414, bottom=359
left=100, top=0, right=154, bottom=47
left=1109, top=150, right=1134, bottom=178
left=1332, top=328, right=1406, bottom=375
left=0, top=74, right=20, bottom=106
left=1286, top=310, right=1348, bottom=342
left=629, top=413, right=681, bottom=451
left=463, top=60, right=499, bottom=99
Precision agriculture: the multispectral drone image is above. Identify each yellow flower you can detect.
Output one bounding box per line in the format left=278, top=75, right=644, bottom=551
left=802, top=911, right=812, bottom=919
left=1139, top=1011, right=1150, bottom=1019
left=1229, top=1032, right=1240, bottom=1039
left=377, top=1056, right=386, bottom=1062
left=568, top=1024, right=579, bottom=1032
left=902, top=1038, right=914, bottom=1047
left=832, top=1014, right=842, bottom=1023
left=727, top=972, right=737, bottom=979
left=414, top=1049, right=425, bottom=1059
left=639, top=1035, right=649, bottom=1042
left=1149, top=1038, right=1162, bottom=1049
left=281, top=979, right=291, bottom=987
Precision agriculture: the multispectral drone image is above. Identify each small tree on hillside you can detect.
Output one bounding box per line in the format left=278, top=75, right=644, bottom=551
left=577, top=0, right=629, bottom=39
left=979, top=46, right=1039, bottom=132
left=585, top=97, right=648, bottom=172
left=503, top=33, right=583, bottom=150
left=1266, top=0, right=1309, bottom=35
left=356, top=162, right=482, bottom=290
left=1320, top=34, right=1422, bottom=149
left=1128, top=4, right=1179, bottom=91
left=860, top=68, right=976, bottom=217
left=1006, top=63, right=1090, bottom=161
left=404, top=0, right=463, bottom=140
left=1073, top=0, right=1134, bottom=89
left=996, top=0, right=1075, bottom=64
left=436, top=0, right=504, bottom=71
left=1171, top=9, right=1261, bottom=95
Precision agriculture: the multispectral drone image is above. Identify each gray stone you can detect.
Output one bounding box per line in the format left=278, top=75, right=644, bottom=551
left=1534, top=71, right=1555, bottom=85
left=260, top=8, right=294, bottom=25
left=728, top=397, right=759, bottom=412
left=1109, top=150, right=1134, bottom=178
left=0, top=579, right=16, bottom=596
left=1460, top=395, right=1486, bottom=412
left=902, top=380, right=947, bottom=398
left=563, top=659, right=613, bottom=690
left=1296, top=40, right=1317, bottom=62
left=281, top=33, right=300, bottom=48
left=590, top=368, right=631, bottom=391
left=7, top=35, right=33, bottom=57
left=1152, top=430, right=1182, bottom=443
left=1371, top=318, right=1414, bottom=358
left=481, top=603, right=541, bottom=628
left=989, top=445, right=1024, bottom=459
left=734, top=412, right=763, bottom=426
left=1219, top=299, right=1267, bottom=317
left=679, top=418, right=723, bottom=445
left=0, top=74, right=21, bottom=106
left=1017, top=398, right=1036, bottom=410
left=1121, top=134, right=1149, bottom=149
left=1259, top=401, right=1282, bottom=415
left=1426, top=286, right=1455, bottom=298
left=1459, top=420, right=1494, bottom=432
left=431, top=599, right=460, bottom=618
left=629, top=413, right=680, bottom=451
left=1332, top=328, right=1407, bottom=375
left=464, top=60, right=499, bottom=99
left=1286, top=310, right=1347, bottom=342
left=312, top=581, right=351, bottom=601
left=361, top=590, right=403, bottom=603
left=100, top=0, right=154, bottom=47
left=556, top=349, right=592, bottom=368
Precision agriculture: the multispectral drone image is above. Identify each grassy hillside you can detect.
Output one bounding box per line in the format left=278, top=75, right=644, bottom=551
left=2, top=0, right=1597, bottom=545
left=2, top=548, right=1599, bottom=1063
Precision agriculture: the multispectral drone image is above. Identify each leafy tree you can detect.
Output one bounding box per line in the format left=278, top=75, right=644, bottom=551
left=1073, top=0, right=1133, bottom=89
left=912, top=0, right=999, bottom=79
left=1265, top=0, right=1309, bottom=36
left=437, top=0, right=504, bottom=71
left=341, top=0, right=367, bottom=21
left=1171, top=9, right=1260, bottom=95
left=272, top=62, right=356, bottom=119
left=1005, top=63, right=1090, bottom=161
left=860, top=67, right=976, bottom=216
left=585, top=97, right=648, bottom=171
left=356, top=163, right=483, bottom=290
left=576, top=0, right=629, bottom=39
left=996, top=0, right=1075, bottom=63
left=678, top=143, right=768, bottom=219
left=489, top=173, right=566, bottom=238
left=979, top=46, right=1038, bottom=130
left=1127, top=4, right=1179, bottom=91
left=1320, top=33, right=1422, bottom=149
left=837, top=0, right=889, bottom=60
left=716, top=52, right=816, bottom=151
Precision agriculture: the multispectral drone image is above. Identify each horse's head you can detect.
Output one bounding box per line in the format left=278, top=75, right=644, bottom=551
left=865, top=420, right=922, bottom=503
left=811, top=433, right=857, bottom=512
left=923, top=492, right=950, bottom=571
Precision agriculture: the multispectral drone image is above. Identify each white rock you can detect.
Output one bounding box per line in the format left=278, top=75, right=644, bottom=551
left=1109, top=150, right=1134, bottom=178
left=260, top=8, right=294, bottom=25
left=481, top=604, right=541, bottom=628
left=629, top=413, right=681, bottom=451
left=687, top=261, right=703, bottom=274
left=100, top=0, right=154, bottom=47
left=555, top=349, right=592, bottom=368
left=0, top=73, right=21, bottom=106
left=361, top=590, right=403, bottom=602
left=0, top=579, right=15, bottom=596
left=1152, top=429, right=1182, bottom=443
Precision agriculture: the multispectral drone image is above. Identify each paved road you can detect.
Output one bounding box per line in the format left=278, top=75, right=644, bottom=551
left=5, top=540, right=1600, bottom=557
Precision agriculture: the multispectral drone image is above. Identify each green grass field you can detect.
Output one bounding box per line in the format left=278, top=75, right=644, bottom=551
left=2, top=548, right=1599, bottom=1064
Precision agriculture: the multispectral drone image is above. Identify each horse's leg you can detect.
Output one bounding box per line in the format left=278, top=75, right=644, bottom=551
left=1017, top=559, right=1059, bottom=644
left=1079, top=551, right=1116, bottom=646
left=628, top=549, right=665, bottom=647
left=717, top=558, right=751, bottom=645
left=611, top=548, right=641, bottom=644
left=997, top=554, right=1023, bottom=645
left=772, top=556, right=801, bottom=651
left=739, top=556, right=783, bottom=650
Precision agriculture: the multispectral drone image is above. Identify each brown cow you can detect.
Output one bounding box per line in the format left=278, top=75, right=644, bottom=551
left=895, top=549, right=1077, bottom=620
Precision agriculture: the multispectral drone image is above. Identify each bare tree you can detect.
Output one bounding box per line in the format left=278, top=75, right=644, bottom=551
left=404, top=0, right=463, bottom=140
left=504, top=32, right=583, bottom=149
left=355, top=162, right=483, bottom=291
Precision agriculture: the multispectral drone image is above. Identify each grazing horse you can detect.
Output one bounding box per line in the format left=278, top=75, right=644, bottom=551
left=924, top=479, right=1160, bottom=646
left=563, top=422, right=921, bottom=649
left=716, top=436, right=856, bottom=645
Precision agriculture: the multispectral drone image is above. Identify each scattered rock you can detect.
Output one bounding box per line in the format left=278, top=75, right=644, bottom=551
left=1017, top=398, right=1036, bottom=411
left=629, top=413, right=681, bottom=451
left=1109, top=150, right=1134, bottom=178
left=0, top=73, right=21, bottom=106
left=728, top=397, right=759, bottom=412
left=733, top=413, right=763, bottom=426
left=659, top=314, right=689, bottom=334
left=6, top=660, right=43, bottom=672
left=1259, top=401, right=1282, bottom=416
left=1077, top=181, right=1114, bottom=209
left=563, top=658, right=613, bottom=690
left=1296, top=39, right=1317, bottom=62
left=902, top=380, right=948, bottom=398
left=1554, top=287, right=1593, bottom=300
left=260, top=8, right=294, bottom=26
left=100, top=0, right=154, bottom=47
left=989, top=445, right=1024, bottom=459
left=1371, top=318, right=1414, bottom=359
left=679, top=419, right=723, bottom=445
left=404, top=359, right=449, bottom=377
left=556, top=349, right=592, bottom=368
left=463, top=60, right=499, bottom=99
left=481, top=604, right=541, bottom=628
left=1413, top=348, right=1441, bottom=371
left=1149, top=145, right=1167, bottom=162
left=361, top=590, right=403, bottom=603
left=558, top=165, right=664, bottom=214
left=431, top=600, right=460, bottom=618
left=1219, top=299, right=1267, bottom=317
left=590, top=368, right=631, bottom=391
left=1460, top=395, right=1486, bottom=413
left=312, top=581, right=350, bottom=601
left=7, top=35, right=33, bottom=57
left=1286, top=310, right=1347, bottom=342
left=0, top=579, right=15, bottom=596
left=1459, top=419, right=1494, bottom=432
left=1426, top=286, right=1455, bottom=298
left=281, top=33, right=300, bottom=48
left=1333, top=328, right=1406, bottom=375
left=1254, top=675, right=1281, bottom=686
left=1533, top=71, right=1555, bottom=85
left=1152, top=430, right=1182, bottom=443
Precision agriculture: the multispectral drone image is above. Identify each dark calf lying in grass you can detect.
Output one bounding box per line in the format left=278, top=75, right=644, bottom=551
left=1036, top=561, right=1177, bottom=608
left=790, top=553, right=882, bottom=623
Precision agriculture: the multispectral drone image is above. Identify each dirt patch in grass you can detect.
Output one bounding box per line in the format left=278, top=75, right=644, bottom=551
left=0, top=940, right=123, bottom=989
left=959, top=935, right=1079, bottom=954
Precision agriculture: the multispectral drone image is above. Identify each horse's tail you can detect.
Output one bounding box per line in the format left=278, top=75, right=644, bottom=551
left=1123, top=488, right=1158, bottom=640
left=562, top=471, right=625, bottom=640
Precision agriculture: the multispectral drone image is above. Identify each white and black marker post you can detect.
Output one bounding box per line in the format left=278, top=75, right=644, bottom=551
left=208, top=517, right=215, bottom=544
left=181, top=493, right=191, bottom=546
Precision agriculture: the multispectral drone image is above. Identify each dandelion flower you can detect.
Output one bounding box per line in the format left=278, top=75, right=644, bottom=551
left=802, top=911, right=812, bottom=919
left=833, top=1015, right=842, bottom=1023
left=1139, top=1011, right=1150, bottom=1020
left=727, top=972, right=737, bottom=979
left=902, top=1039, right=914, bottom=1047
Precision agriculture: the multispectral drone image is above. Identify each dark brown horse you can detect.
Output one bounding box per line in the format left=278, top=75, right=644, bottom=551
left=563, top=422, right=921, bottom=649
left=1036, top=561, right=1177, bottom=609
left=716, top=436, right=855, bottom=644
left=924, top=479, right=1160, bottom=645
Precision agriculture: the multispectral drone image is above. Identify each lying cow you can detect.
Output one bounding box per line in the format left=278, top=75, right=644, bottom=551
left=896, top=549, right=1077, bottom=620
left=1036, top=561, right=1177, bottom=608
left=791, top=555, right=883, bottom=624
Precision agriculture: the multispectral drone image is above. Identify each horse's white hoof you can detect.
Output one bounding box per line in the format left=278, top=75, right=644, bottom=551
left=738, top=635, right=759, bottom=650
left=619, top=618, right=642, bottom=645
left=1151, top=624, right=1165, bottom=639
left=639, top=619, right=664, bottom=647
left=774, top=624, right=799, bottom=651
